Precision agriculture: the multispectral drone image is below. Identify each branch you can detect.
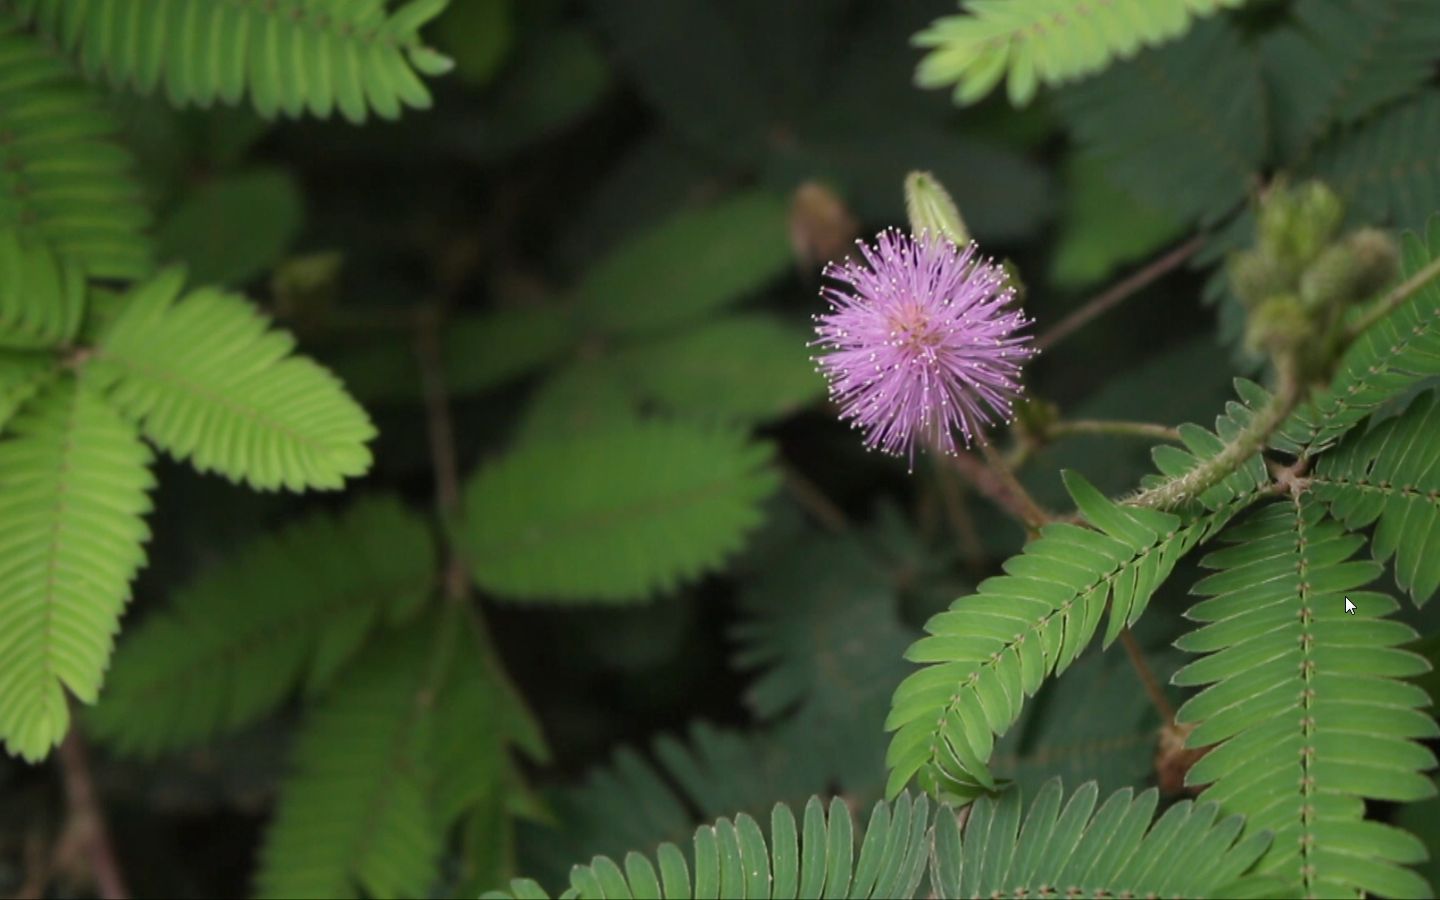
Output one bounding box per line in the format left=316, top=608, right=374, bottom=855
left=943, top=447, right=1048, bottom=530
left=55, top=728, right=128, bottom=900
left=1118, top=629, right=1176, bottom=725
left=1036, top=237, right=1204, bottom=352
left=1047, top=419, right=1182, bottom=442
left=1125, top=354, right=1302, bottom=512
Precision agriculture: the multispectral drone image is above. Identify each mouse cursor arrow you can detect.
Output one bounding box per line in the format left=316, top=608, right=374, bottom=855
left=1344, top=597, right=1357, bottom=614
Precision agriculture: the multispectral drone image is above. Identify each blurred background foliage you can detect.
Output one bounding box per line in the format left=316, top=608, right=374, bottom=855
left=5, top=0, right=1440, bottom=896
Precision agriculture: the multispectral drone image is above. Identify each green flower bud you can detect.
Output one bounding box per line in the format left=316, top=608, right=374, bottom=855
left=1244, top=293, right=1313, bottom=356
left=905, top=171, right=969, bottom=246
left=1228, top=249, right=1291, bottom=309
left=1299, top=228, right=1401, bottom=313
left=1258, top=180, right=1344, bottom=271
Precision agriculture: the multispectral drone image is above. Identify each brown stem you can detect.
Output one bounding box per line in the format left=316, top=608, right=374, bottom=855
left=779, top=463, right=850, bottom=534
left=978, top=439, right=1051, bottom=531
left=944, top=448, right=1045, bottom=532
left=55, top=728, right=128, bottom=900
left=415, top=306, right=462, bottom=521
left=1119, top=628, right=1176, bottom=725
left=929, top=454, right=986, bottom=574
left=1036, top=237, right=1204, bottom=352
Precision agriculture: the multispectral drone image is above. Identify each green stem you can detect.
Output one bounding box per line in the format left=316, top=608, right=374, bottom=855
left=1126, top=354, right=1301, bottom=511
left=1048, top=419, right=1182, bottom=442
left=1346, top=253, right=1440, bottom=339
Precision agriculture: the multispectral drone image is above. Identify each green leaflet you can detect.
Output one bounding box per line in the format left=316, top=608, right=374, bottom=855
left=255, top=622, right=443, bottom=900
left=489, top=793, right=932, bottom=900
left=458, top=421, right=777, bottom=603
left=571, top=191, right=791, bottom=338
left=928, top=780, right=1277, bottom=899
left=1175, top=497, right=1437, bottom=897
left=0, top=375, right=154, bottom=762
left=914, top=0, right=1245, bottom=107
left=493, top=781, right=1275, bottom=899
left=1274, top=218, right=1440, bottom=457
left=884, top=471, right=1243, bottom=800
left=1262, top=0, right=1440, bottom=162
left=89, top=496, right=437, bottom=755
left=1054, top=19, right=1265, bottom=225
left=154, top=168, right=303, bottom=286
left=0, top=231, right=86, bottom=349
left=11, top=0, right=454, bottom=123
left=1311, top=389, right=1440, bottom=605
left=612, top=313, right=825, bottom=425
left=1312, top=91, right=1440, bottom=231
left=88, top=267, right=376, bottom=492
left=0, top=14, right=152, bottom=279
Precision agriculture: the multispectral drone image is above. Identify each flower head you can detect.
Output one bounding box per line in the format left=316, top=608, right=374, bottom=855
left=812, top=229, right=1035, bottom=462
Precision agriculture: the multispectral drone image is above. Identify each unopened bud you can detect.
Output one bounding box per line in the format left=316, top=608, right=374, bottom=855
left=1229, top=249, right=1290, bottom=309
left=1245, top=293, right=1313, bottom=356
left=1258, top=181, right=1344, bottom=271
left=789, top=181, right=859, bottom=269
left=1299, top=228, right=1400, bottom=313
left=905, top=171, right=969, bottom=246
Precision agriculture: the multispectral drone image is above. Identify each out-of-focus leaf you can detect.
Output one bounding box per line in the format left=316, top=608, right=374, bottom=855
left=613, top=313, right=823, bottom=424
left=434, top=0, right=513, bottom=87
left=155, top=169, right=303, bottom=286
left=445, top=307, right=578, bottom=397
left=459, top=422, right=778, bottom=603
left=511, top=359, right=639, bottom=446
left=455, top=28, right=612, bottom=162
left=1050, top=157, right=1184, bottom=289
left=573, top=192, right=792, bottom=338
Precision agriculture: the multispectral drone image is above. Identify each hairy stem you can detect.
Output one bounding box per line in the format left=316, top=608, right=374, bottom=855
left=56, top=728, right=128, bottom=900
left=1118, top=628, right=1176, bottom=725
left=1036, top=237, right=1204, bottom=352
left=929, top=454, right=986, bottom=574
left=1126, top=354, right=1301, bottom=511
left=1345, top=253, right=1440, bottom=340
left=944, top=448, right=1045, bottom=531
left=1048, top=419, right=1182, bottom=442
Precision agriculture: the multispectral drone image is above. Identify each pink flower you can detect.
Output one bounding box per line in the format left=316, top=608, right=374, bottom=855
left=812, top=229, right=1034, bottom=463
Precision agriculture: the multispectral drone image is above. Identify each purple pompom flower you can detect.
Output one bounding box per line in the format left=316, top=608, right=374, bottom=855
left=812, top=229, right=1035, bottom=463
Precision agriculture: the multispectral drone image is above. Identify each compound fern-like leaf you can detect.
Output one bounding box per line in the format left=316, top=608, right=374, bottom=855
left=1262, top=0, right=1440, bottom=162
left=89, top=496, right=436, bottom=755
left=459, top=421, right=777, bottom=603
left=929, top=779, right=1277, bottom=898
left=884, top=472, right=1244, bottom=800
left=88, top=268, right=376, bottom=491
left=915, top=0, right=1245, bottom=107
left=1311, top=389, right=1440, bottom=606
left=0, top=230, right=85, bottom=349
left=0, top=13, right=151, bottom=278
left=486, top=793, right=933, bottom=900
left=0, top=375, right=153, bottom=761
left=1312, top=91, right=1440, bottom=231
left=11, top=0, right=455, bottom=123
left=255, top=623, right=443, bottom=900
left=0, top=353, right=56, bottom=432
left=1054, top=19, right=1264, bottom=225
left=1274, top=219, right=1440, bottom=457
left=1174, top=497, right=1437, bottom=897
